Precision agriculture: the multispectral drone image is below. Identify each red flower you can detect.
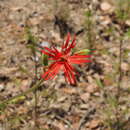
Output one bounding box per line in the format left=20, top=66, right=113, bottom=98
left=41, top=33, right=91, bottom=84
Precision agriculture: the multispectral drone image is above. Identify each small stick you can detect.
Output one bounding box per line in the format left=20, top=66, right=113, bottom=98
left=77, top=108, right=95, bottom=130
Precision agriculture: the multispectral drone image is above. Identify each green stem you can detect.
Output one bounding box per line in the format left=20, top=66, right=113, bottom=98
left=33, top=50, right=38, bottom=127
left=0, top=79, right=44, bottom=105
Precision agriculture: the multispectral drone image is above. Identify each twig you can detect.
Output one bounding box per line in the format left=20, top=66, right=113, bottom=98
left=77, top=108, right=95, bottom=130
left=56, top=115, right=72, bottom=128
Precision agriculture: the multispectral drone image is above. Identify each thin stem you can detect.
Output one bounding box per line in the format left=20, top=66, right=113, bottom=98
left=115, top=1, right=124, bottom=128
left=33, top=51, right=38, bottom=127
left=117, top=39, right=122, bottom=99
left=34, top=88, right=38, bottom=127
left=116, top=24, right=124, bottom=129
left=0, top=79, right=44, bottom=105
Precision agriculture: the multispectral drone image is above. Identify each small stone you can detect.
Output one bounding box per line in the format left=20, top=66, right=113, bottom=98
left=61, top=103, right=70, bottom=112
left=100, top=16, right=111, bottom=25
left=11, top=7, right=24, bottom=11
left=109, top=47, right=119, bottom=56
left=50, top=31, right=61, bottom=42
left=30, top=18, right=40, bottom=25
left=101, top=2, right=112, bottom=11
left=101, top=19, right=111, bottom=25
left=78, top=82, right=88, bottom=88
left=40, top=41, right=50, bottom=48
left=33, top=56, right=39, bottom=62
left=80, top=93, right=90, bottom=102
left=60, top=87, right=77, bottom=94
left=121, top=63, right=129, bottom=72
left=86, top=84, right=99, bottom=93
left=87, top=76, right=94, bottom=84
left=58, top=96, right=67, bottom=102
left=89, top=119, right=100, bottom=129
left=20, top=80, right=30, bottom=91
left=94, top=92, right=100, bottom=96
left=126, top=20, right=130, bottom=26
left=0, top=84, right=4, bottom=91
left=128, top=53, right=130, bottom=57
left=80, top=104, right=89, bottom=109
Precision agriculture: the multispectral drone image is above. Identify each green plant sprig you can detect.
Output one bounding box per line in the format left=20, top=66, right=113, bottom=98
left=0, top=79, right=44, bottom=108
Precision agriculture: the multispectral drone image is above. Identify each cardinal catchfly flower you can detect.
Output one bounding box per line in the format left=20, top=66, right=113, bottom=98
left=41, top=33, right=91, bottom=84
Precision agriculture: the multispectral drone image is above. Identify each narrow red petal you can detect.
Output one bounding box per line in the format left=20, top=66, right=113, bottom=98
left=43, top=47, right=55, bottom=53
left=63, top=35, right=76, bottom=54
left=46, top=64, right=62, bottom=80
left=64, top=62, right=76, bottom=84
left=64, top=41, right=76, bottom=54
left=52, top=46, right=59, bottom=54
left=69, top=59, right=91, bottom=64
left=42, top=63, right=56, bottom=79
left=41, top=50, right=55, bottom=57
left=42, top=61, right=63, bottom=81
left=63, top=66, right=72, bottom=84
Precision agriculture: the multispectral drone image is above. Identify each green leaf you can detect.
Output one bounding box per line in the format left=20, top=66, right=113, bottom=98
left=0, top=103, right=6, bottom=111
left=25, top=27, right=37, bottom=44
left=25, top=27, right=38, bottom=53
left=95, top=78, right=104, bottom=89
left=125, top=28, right=130, bottom=38
left=75, top=49, right=94, bottom=55
left=8, top=96, right=26, bottom=104
left=41, top=54, right=48, bottom=66
left=85, top=10, right=92, bottom=17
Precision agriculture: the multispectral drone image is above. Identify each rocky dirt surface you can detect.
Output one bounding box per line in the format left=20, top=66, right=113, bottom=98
left=0, top=0, right=130, bottom=130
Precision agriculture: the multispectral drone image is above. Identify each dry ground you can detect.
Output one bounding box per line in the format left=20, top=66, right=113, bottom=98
left=0, top=0, right=130, bottom=130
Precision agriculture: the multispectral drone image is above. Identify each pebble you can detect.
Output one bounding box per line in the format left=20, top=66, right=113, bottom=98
left=128, top=53, right=130, bottom=57
left=30, top=17, right=40, bottom=25
left=100, top=2, right=112, bottom=11
left=80, top=104, right=89, bottom=109
left=80, top=93, right=90, bottom=102
left=126, top=20, right=130, bottom=26
left=100, top=16, right=111, bottom=25
left=40, top=41, right=50, bottom=48
left=121, top=62, right=129, bottom=72
left=0, top=84, right=4, bottom=91
left=58, top=96, right=67, bottom=102
left=89, top=119, right=100, bottom=129
left=86, top=84, right=99, bottom=93
left=50, top=31, right=61, bottom=42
